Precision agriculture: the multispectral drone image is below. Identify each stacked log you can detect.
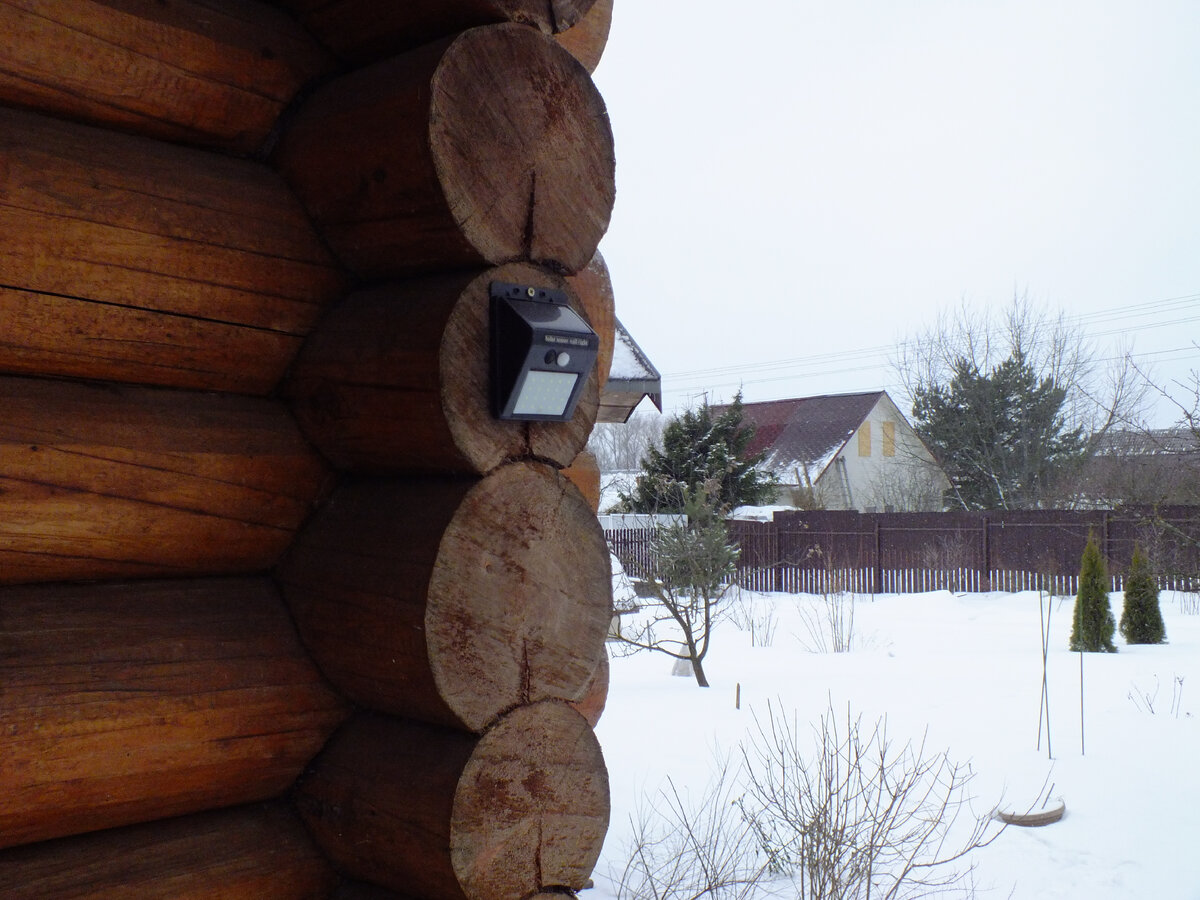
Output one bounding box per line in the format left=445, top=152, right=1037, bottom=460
left=566, top=251, right=618, bottom=389
left=269, top=0, right=600, bottom=65
left=2, top=0, right=622, bottom=893
left=278, top=464, right=611, bottom=731
left=285, top=263, right=597, bottom=474
left=0, top=0, right=332, bottom=153
left=295, top=705, right=608, bottom=899
left=274, top=23, right=615, bottom=278
left=0, top=804, right=337, bottom=899
left=563, top=449, right=603, bottom=512
left=272, top=9, right=618, bottom=895
left=0, top=105, right=343, bottom=394
left=555, top=0, right=615, bottom=73
left=0, top=579, right=348, bottom=848
left=0, top=376, right=331, bottom=584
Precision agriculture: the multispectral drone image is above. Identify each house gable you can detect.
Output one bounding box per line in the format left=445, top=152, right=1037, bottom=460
left=729, top=391, right=948, bottom=511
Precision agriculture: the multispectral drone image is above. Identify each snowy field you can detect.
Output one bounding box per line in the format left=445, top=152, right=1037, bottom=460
left=590, top=587, right=1200, bottom=899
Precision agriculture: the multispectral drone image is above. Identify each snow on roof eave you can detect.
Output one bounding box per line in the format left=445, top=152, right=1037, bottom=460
left=809, top=439, right=848, bottom=482
left=608, top=317, right=662, bottom=384
left=764, top=437, right=845, bottom=483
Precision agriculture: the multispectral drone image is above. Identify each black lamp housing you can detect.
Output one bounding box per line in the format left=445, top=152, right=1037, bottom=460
left=490, top=281, right=599, bottom=422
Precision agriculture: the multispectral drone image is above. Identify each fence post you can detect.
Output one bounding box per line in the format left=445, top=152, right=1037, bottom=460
left=979, top=515, right=990, bottom=592
left=1102, top=510, right=1113, bottom=590
left=772, top=522, right=783, bottom=593
left=872, top=520, right=882, bottom=595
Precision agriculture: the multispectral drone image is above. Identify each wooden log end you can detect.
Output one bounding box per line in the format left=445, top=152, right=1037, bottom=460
left=554, top=0, right=614, bottom=73
left=432, top=25, right=614, bottom=275
left=451, top=702, right=610, bottom=898
left=298, top=704, right=608, bottom=900
left=564, top=250, right=616, bottom=389
left=428, top=464, right=614, bottom=731
left=288, top=263, right=599, bottom=474
left=562, top=450, right=602, bottom=513
left=277, top=24, right=614, bottom=278
left=280, top=463, right=613, bottom=733
left=568, top=650, right=609, bottom=728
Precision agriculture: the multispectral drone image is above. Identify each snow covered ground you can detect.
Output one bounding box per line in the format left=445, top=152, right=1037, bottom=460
left=590, top=588, right=1200, bottom=899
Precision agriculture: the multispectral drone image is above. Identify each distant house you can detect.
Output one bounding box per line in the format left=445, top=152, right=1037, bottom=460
left=726, top=391, right=949, bottom=512
left=1074, top=426, right=1200, bottom=506
left=598, top=318, right=662, bottom=423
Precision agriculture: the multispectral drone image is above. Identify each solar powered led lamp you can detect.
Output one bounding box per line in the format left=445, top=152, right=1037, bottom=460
left=490, top=281, right=599, bottom=422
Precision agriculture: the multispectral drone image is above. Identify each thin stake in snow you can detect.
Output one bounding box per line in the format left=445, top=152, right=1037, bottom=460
left=1037, top=589, right=1053, bottom=759
left=1080, top=650, right=1086, bottom=756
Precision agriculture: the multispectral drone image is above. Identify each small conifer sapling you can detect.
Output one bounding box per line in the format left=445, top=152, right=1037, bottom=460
left=1069, top=535, right=1116, bottom=653
left=1119, top=545, right=1167, bottom=645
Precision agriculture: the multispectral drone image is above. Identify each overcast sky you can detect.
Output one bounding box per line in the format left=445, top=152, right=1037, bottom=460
left=590, top=1, right=1200, bottom=427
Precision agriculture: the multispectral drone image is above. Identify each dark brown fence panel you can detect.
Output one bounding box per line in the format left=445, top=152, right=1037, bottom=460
left=605, top=506, right=1200, bottom=596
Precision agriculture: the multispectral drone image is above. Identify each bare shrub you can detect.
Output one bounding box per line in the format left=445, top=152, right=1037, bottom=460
left=740, top=701, right=1005, bottom=900
left=730, top=590, right=780, bottom=648
left=797, top=566, right=856, bottom=654
left=614, top=701, right=1004, bottom=900
left=615, top=764, right=772, bottom=900
left=920, top=532, right=975, bottom=593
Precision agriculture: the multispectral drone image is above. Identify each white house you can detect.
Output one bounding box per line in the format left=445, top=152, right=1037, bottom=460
left=726, top=391, right=949, bottom=512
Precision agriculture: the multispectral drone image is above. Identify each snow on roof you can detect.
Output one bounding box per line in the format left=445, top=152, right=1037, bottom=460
left=599, top=319, right=663, bottom=423
left=608, top=318, right=660, bottom=382
left=718, top=391, right=886, bottom=481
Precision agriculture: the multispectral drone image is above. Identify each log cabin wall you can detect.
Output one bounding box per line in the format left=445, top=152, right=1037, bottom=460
left=0, top=1, right=617, bottom=897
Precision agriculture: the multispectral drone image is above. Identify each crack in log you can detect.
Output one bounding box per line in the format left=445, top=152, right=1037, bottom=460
left=521, top=638, right=532, bottom=706
left=0, top=281, right=305, bottom=334
left=523, top=170, right=538, bottom=259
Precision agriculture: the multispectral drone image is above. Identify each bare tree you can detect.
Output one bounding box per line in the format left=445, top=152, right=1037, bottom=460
left=893, top=293, right=1145, bottom=440
left=862, top=457, right=947, bottom=513
left=587, top=410, right=665, bottom=473
left=612, top=485, right=739, bottom=687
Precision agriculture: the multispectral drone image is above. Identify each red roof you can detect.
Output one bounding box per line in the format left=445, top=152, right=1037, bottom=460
left=719, top=392, right=886, bottom=477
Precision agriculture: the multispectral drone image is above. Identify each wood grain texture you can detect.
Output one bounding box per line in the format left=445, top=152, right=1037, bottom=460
left=275, top=24, right=615, bottom=279
left=568, top=646, right=608, bottom=728
left=0, top=376, right=332, bottom=584
left=295, top=703, right=609, bottom=900
left=278, top=463, right=613, bottom=732
left=0, top=803, right=337, bottom=899
left=565, top=250, right=616, bottom=390
left=287, top=263, right=597, bottom=475
left=0, top=106, right=343, bottom=394
left=554, top=0, right=613, bottom=73
left=271, top=0, right=597, bottom=64
left=0, top=0, right=331, bottom=153
left=0, top=579, right=349, bottom=849
left=562, top=449, right=602, bottom=513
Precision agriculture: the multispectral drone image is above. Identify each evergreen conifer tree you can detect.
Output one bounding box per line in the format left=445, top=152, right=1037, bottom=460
left=1069, top=535, right=1117, bottom=652
left=911, top=349, right=1084, bottom=510
left=620, top=391, right=777, bottom=514
left=1119, top=545, right=1166, bottom=645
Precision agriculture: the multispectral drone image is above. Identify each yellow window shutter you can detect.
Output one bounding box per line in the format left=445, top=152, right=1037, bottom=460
left=858, top=421, right=871, bottom=456
left=882, top=421, right=895, bottom=457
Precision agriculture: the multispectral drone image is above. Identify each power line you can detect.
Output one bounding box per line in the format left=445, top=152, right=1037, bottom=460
left=661, top=292, right=1200, bottom=387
